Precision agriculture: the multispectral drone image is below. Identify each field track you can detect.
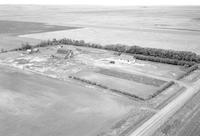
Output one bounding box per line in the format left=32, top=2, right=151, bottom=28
left=129, top=79, right=200, bottom=136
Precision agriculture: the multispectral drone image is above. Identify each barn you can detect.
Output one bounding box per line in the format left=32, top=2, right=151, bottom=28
left=117, top=54, right=135, bottom=63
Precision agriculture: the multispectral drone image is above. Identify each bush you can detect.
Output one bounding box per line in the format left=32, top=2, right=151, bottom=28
left=21, top=42, right=32, bottom=50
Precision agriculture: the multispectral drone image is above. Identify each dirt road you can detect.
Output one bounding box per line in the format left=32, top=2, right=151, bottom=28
left=129, top=78, right=200, bottom=136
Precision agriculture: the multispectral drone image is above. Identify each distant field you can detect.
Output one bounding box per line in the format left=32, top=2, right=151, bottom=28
left=0, top=6, right=199, bottom=53
left=0, top=20, right=79, bottom=35
left=74, top=71, right=158, bottom=100
left=20, top=27, right=200, bottom=54
left=0, top=20, right=79, bottom=50
left=0, top=34, right=40, bottom=50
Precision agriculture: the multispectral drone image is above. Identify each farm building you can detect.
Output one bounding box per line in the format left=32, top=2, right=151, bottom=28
left=53, top=48, right=74, bottom=59
left=116, top=54, right=136, bottom=64
left=26, top=48, right=39, bottom=54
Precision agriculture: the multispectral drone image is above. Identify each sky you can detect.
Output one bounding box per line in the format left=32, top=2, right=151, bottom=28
left=0, top=0, right=199, bottom=5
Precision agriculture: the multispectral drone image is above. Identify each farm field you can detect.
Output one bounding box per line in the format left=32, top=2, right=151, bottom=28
left=0, top=20, right=78, bottom=35
left=0, top=34, right=40, bottom=50
left=73, top=71, right=158, bottom=100
left=0, top=20, right=79, bottom=50
left=1, top=5, right=200, bottom=136
left=0, top=65, right=152, bottom=136
left=177, top=107, right=200, bottom=136
left=0, top=6, right=200, bottom=53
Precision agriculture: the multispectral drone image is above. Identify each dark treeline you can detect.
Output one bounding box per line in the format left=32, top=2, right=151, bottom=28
left=133, top=54, right=196, bottom=66
left=14, top=38, right=200, bottom=66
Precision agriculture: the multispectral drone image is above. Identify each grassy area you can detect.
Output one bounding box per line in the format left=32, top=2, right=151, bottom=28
left=97, top=68, right=166, bottom=87
left=71, top=71, right=163, bottom=100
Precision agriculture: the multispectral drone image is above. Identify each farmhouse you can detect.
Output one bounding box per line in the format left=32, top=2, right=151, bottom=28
left=26, top=48, right=39, bottom=54
left=102, top=54, right=135, bottom=64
